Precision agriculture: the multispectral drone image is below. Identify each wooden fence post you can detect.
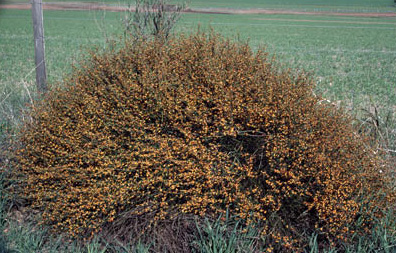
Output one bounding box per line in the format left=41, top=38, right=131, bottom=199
left=31, top=0, right=47, bottom=94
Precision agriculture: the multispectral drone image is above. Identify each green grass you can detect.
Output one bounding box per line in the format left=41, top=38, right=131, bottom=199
left=182, top=0, right=396, bottom=12
left=2, top=0, right=396, bottom=12
left=134, top=0, right=384, bottom=12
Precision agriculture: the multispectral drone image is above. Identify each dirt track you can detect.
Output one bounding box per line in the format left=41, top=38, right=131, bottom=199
left=1, top=2, right=396, bottom=18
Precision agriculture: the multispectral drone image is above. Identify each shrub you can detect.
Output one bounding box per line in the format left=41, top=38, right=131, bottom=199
left=11, top=32, right=394, bottom=251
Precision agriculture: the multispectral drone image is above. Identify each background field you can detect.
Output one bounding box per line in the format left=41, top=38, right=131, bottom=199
left=1, top=4, right=395, bottom=149
left=2, top=0, right=396, bottom=12
left=183, top=0, right=396, bottom=12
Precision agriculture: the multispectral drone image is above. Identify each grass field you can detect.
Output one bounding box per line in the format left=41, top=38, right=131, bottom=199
left=0, top=2, right=396, bottom=251
left=2, top=0, right=396, bottom=11
left=183, top=0, right=396, bottom=12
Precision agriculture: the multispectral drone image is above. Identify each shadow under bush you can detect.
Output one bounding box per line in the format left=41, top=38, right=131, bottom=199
left=10, top=32, right=395, bottom=251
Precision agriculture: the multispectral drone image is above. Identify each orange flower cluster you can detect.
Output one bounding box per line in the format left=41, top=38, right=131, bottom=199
left=14, top=32, right=393, bottom=249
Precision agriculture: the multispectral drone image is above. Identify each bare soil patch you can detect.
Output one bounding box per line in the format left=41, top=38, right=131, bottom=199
left=1, top=2, right=396, bottom=18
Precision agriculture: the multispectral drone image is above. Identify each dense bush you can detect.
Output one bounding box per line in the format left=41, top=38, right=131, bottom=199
left=12, top=32, right=394, bottom=251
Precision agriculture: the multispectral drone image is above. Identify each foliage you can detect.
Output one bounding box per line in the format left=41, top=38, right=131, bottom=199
left=11, top=32, right=394, bottom=251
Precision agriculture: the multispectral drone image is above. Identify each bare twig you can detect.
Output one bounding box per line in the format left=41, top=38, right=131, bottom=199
left=123, top=0, right=187, bottom=40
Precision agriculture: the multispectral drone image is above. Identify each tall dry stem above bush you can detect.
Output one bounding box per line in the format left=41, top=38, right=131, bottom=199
left=123, top=0, right=187, bottom=40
